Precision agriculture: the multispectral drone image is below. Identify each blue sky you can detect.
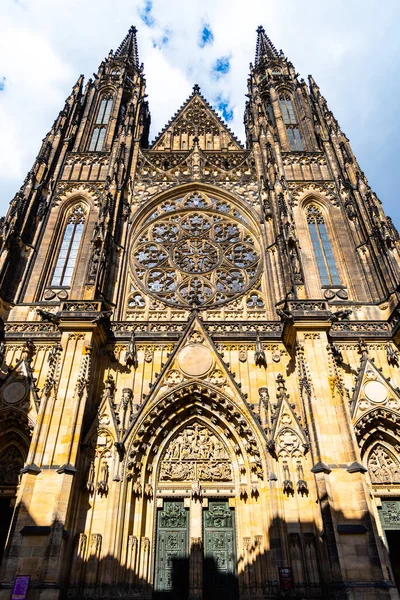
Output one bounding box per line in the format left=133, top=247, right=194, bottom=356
left=1, top=0, right=400, bottom=227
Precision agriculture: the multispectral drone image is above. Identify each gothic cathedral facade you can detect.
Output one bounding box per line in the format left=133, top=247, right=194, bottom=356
left=0, top=25, right=400, bottom=600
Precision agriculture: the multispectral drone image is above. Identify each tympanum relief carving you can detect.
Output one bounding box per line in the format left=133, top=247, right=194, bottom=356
left=368, top=444, right=400, bottom=485
left=159, top=422, right=233, bottom=482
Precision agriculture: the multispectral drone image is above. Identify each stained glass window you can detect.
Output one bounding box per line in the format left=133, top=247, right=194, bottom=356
left=51, top=206, right=85, bottom=287
left=307, top=205, right=340, bottom=286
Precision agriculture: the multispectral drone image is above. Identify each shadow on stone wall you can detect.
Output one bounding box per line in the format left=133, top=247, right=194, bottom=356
left=0, top=494, right=399, bottom=600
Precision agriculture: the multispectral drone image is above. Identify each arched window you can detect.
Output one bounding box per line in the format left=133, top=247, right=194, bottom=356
left=306, top=204, right=340, bottom=286
left=51, top=205, right=86, bottom=287
left=89, top=95, right=113, bottom=152
left=279, top=94, right=303, bottom=151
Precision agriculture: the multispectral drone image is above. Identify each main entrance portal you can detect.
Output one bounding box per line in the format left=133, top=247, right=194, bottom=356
left=154, top=499, right=238, bottom=599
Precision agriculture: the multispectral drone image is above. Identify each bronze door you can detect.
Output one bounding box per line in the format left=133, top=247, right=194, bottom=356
left=203, top=500, right=238, bottom=600
left=154, top=500, right=189, bottom=599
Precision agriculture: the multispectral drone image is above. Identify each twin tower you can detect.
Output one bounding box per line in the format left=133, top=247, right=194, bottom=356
left=0, top=25, right=400, bottom=600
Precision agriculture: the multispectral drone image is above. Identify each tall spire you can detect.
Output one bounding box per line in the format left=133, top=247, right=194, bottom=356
left=255, top=25, right=278, bottom=65
left=114, top=26, right=139, bottom=67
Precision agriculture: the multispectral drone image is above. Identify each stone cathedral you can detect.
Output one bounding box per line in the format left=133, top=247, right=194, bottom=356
left=1, top=23, right=400, bottom=600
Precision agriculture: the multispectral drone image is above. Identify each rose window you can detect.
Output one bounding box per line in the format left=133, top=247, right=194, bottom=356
left=130, top=192, right=262, bottom=308
left=173, top=239, right=219, bottom=273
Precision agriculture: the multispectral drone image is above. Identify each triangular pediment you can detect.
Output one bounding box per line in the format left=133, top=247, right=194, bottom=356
left=150, top=86, right=244, bottom=152
left=270, top=375, right=308, bottom=458
left=351, top=357, right=400, bottom=423
left=122, top=312, right=258, bottom=443
left=123, top=313, right=268, bottom=488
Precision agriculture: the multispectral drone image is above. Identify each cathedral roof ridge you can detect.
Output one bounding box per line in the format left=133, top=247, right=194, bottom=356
left=255, top=24, right=279, bottom=65
left=149, top=83, right=244, bottom=150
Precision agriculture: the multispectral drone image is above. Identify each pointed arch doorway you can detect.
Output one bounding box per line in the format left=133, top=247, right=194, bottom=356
left=153, top=419, right=239, bottom=600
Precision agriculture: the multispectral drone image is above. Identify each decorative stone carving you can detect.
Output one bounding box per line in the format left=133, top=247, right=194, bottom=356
left=207, top=369, right=226, bottom=386
left=159, top=422, right=232, bottom=482
left=254, top=334, right=267, bottom=367
left=165, top=370, right=184, bottom=386
left=368, top=445, right=400, bottom=484
left=0, top=445, right=24, bottom=485
left=97, top=461, right=109, bottom=495
left=85, top=460, right=95, bottom=493
left=119, top=388, right=134, bottom=433
left=276, top=428, right=303, bottom=458
left=125, top=333, right=138, bottom=368
left=386, top=342, right=400, bottom=366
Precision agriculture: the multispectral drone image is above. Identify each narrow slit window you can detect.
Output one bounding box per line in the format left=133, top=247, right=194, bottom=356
left=51, top=206, right=85, bottom=287
left=307, top=205, right=340, bottom=286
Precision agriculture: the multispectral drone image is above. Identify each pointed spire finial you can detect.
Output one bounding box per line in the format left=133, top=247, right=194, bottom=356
left=255, top=25, right=278, bottom=66
left=114, top=25, right=139, bottom=67
left=193, top=83, right=201, bottom=94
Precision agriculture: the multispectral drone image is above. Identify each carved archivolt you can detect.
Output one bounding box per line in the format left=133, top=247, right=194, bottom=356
left=52, top=182, right=105, bottom=207
left=289, top=182, right=338, bottom=207
left=124, top=383, right=266, bottom=491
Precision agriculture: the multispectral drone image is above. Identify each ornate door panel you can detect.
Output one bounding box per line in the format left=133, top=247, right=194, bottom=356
left=203, top=500, right=238, bottom=600
left=379, top=500, right=400, bottom=530
left=154, top=500, right=189, bottom=599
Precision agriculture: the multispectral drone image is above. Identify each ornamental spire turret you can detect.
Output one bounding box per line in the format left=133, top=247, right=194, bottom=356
left=254, top=25, right=279, bottom=65
left=113, top=25, right=139, bottom=68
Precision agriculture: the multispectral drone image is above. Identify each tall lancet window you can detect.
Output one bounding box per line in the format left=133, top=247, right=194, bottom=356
left=89, top=95, right=113, bottom=152
left=306, top=204, right=340, bottom=286
left=51, top=205, right=86, bottom=287
left=279, top=94, right=303, bottom=151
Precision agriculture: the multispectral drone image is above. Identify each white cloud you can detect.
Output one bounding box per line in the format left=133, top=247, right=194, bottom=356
left=1, top=0, right=400, bottom=225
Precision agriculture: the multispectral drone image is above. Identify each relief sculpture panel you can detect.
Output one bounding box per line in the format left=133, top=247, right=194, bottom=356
left=159, top=422, right=233, bottom=482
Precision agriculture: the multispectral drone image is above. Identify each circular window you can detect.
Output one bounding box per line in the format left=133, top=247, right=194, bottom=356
left=130, top=192, right=262, bottom=308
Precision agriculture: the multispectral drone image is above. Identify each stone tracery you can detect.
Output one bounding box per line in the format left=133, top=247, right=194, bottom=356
left=130, top=191, right=261, bottom=308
